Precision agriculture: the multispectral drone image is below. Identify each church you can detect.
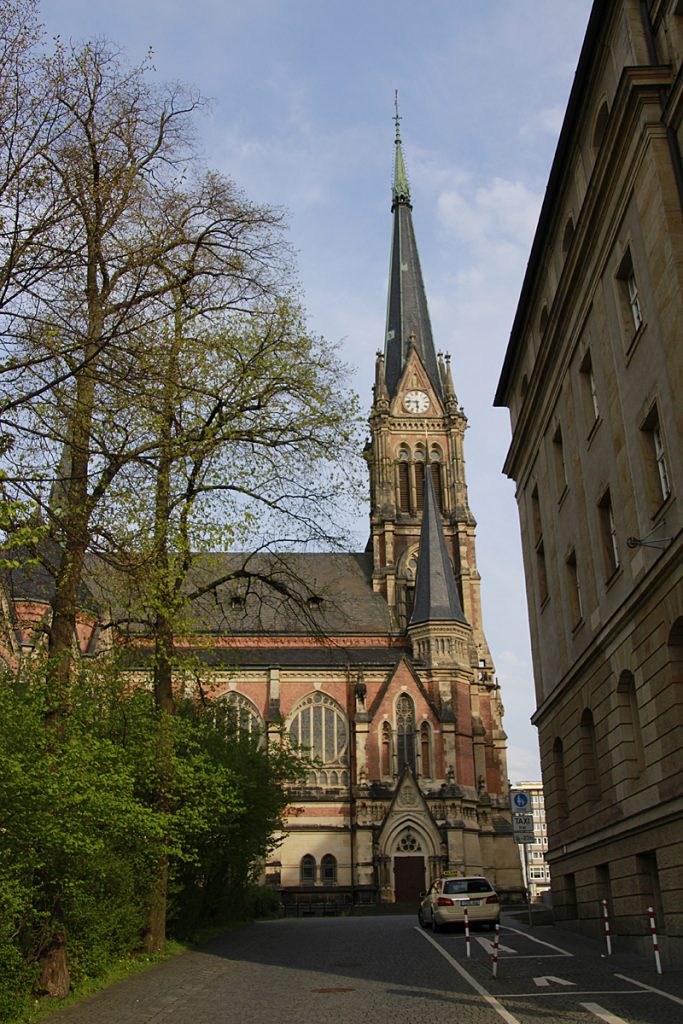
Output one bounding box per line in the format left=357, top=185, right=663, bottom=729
left=2, top=118, right=522, bottom=909
left=188, top=118, right=523, bottom=908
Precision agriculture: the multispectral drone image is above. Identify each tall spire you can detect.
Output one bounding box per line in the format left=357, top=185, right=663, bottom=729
left=384, top=98, right=441, bottom=399
left=410, top=464, right=467, bottom=626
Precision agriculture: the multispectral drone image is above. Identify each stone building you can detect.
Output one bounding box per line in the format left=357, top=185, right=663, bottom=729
left=495, top=0, right=683, bottom=962
left=1, top=119, right=522, bottom=909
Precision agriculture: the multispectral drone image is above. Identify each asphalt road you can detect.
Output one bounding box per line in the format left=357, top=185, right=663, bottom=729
left=42, top=913, right=683, bottom=1024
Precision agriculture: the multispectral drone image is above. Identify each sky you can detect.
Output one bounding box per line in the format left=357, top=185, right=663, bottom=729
left=40, top=0, right=595, bottom=782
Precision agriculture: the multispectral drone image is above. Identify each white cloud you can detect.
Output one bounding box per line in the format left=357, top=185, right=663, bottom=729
left=520, top=105, right=566, bottom=139
left=437, top=178, right=541, bottom=246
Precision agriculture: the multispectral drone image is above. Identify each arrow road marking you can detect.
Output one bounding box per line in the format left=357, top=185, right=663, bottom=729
left=476, top=936, right=518, bottom=955
left=533, top=976, right=576, bottom=988
left=580, top=1003, right=629, bottom=1024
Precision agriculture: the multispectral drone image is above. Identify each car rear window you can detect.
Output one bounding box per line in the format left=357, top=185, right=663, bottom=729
left=443, top=878, right=493, bottom=895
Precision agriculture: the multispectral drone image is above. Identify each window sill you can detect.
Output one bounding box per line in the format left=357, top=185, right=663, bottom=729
left=586, top=415, right=602, bottom=448
left=604, top=564, right=623, bottom=591
left=650, top=490, right=674, bottom=523
left=624, top=320, right=646, bottom=365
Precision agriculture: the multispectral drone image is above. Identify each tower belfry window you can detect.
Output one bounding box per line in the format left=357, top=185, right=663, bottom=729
left=430, top=461, right=443, bottom=511
left=415, top=460, right=425, bottom=511
left=398, top=460, right=411, bottom=512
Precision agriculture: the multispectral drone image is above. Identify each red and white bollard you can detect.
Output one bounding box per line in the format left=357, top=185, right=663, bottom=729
left=463, top=906, right=471, bottom=959
left=602, top=899, right=612, bottom=956
left=492, top=922, right=500, bottom=978
left=648, top=906, right=662, bottom=975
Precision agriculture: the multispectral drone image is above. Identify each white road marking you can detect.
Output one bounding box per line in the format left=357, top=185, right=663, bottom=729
left=502, top=924, right=573, bottom=956
left=416, top=927, right=524, bottom=1024
left=580, top=1002, right=629, bottom=1024
left=505, top=989, right=648, bottom=999
left=533, top=975, right=575, bottom=987
left=475, top=936, right=518, bottom=955
left=614, top=973, right=683, bottom=1008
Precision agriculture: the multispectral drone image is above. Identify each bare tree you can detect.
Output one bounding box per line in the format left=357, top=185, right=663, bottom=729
left=0, top=40, right=290, bottom=706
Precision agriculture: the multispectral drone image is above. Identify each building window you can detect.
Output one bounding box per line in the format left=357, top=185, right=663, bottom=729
left=397, top=458, right=411, bottom=513
left=530, top=486, right=549, bottom=606
left=396, top=694, right=416, bottom=772
left=381, top=721, right=393, bottom=777
left=641, top=405, right=671, bottom=508
left=289, top=692, right=349, bottom=787
left=539, top=304, right=549, bottom=335
left=415, top=460, right=425, bottom=511
left=301, top=855, right=316, bottom=886
left=420, top=721, right=431, bottom=777
left=562, top=216, right=575, bottom=255
left=430, top=461, right=443, bottom=512
left=209, top=693, right=264, bottom=744
left=616, top=248, right=643, bottom=338
left=579, top=349, right=599, bottom=429
left=565, top=548, right=582, bottom=628
left=598, top=489, right=619, bottom=579
left=321, top=854, right=337, bottom=886
left=552, top=424, right=568, bottom=499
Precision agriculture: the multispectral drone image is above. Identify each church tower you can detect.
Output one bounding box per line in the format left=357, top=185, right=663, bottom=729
left=367, top=108, right=494, bottom=681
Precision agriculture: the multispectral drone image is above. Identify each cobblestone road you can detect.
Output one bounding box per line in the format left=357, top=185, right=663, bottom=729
left=41, top=914, right=683, bottom=1024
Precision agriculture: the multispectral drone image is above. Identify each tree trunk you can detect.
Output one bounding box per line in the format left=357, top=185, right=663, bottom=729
left=37, top=929, right=69, bottom=999
left=144, top=856, right=169, bottom=954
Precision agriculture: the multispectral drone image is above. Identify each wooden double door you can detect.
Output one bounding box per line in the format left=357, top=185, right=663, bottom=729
left=393, top=856, right=425, bottom=902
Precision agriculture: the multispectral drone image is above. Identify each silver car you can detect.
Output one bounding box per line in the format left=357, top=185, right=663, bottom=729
left=418, top=875, right=501, bottom=932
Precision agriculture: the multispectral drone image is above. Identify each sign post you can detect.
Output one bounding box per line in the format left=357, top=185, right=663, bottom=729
left=509, top=789, right=535, bottom=924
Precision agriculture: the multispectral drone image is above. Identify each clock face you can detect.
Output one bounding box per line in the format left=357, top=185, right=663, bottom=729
left=403, top=389, right=430, bottom=414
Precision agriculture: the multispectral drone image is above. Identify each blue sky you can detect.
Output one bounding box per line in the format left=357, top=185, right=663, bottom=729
left=41, top=1, right=595, bottom=780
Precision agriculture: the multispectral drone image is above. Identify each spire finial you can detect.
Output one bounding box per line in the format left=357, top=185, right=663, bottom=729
left=392, top=91, right=410, bottom=208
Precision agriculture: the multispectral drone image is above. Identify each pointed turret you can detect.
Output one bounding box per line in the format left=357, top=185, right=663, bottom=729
left=384, top=98, right=441, bottom=399
left=411, top=464, right=467, bottom=626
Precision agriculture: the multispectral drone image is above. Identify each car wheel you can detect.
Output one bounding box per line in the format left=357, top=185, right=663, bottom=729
left=418, top=908, right=427, bottom=929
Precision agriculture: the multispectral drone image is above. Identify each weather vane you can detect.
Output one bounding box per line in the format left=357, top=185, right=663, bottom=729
left=394, top=89, right=402, bottom=141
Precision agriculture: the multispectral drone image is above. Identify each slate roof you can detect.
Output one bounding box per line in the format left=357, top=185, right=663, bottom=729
left=384, top=123, right=442, bottom=400
left=410, top=466, right=467, bottom=625
left=88, top=550, right=398, bottom=639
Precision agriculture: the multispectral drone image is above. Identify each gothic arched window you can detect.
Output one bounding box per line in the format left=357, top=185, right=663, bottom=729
left=430, top=461, right=443, bottom=511
left=321, top=854, right=337, bottom=886
left=289, top=692, right=349, bottom=787
left=300, top=854, right=316, bottom=885
left=209, top=692, right=264, bottom=744
left=397, top=447, right=411, bottom=513
left=396, top=694, right=416, bottom=772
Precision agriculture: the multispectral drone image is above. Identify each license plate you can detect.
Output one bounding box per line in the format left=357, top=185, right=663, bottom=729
left=458, top=899, right=480, bottom=906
